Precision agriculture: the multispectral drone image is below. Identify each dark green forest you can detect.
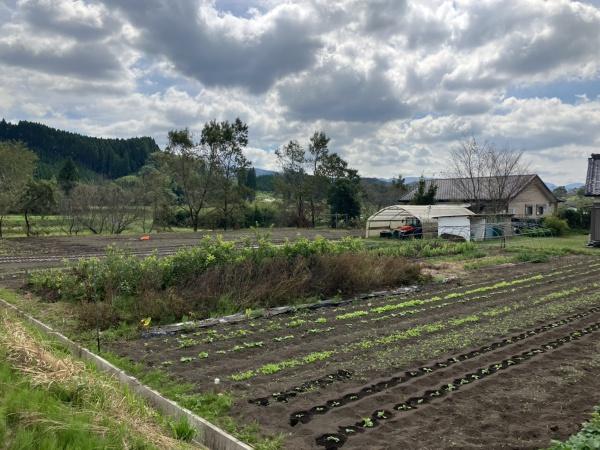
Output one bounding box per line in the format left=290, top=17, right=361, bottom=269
left=0, top=119, right=158, bottom=179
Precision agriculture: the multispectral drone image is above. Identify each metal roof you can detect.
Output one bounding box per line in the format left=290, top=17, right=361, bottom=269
left=585, top=154, right=600, bottom=197
left=367, top=204, right=475, bottom=222
left=399, top=175, right=540, bottom=202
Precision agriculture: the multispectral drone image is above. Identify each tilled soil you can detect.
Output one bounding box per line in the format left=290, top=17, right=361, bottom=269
left=0, top=228, right=362, bottom=285
left=112, top=254, right=600, bottom=449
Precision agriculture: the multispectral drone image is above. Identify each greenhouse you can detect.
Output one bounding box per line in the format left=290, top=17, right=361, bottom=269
left=365, top=204, right=480, bottom=240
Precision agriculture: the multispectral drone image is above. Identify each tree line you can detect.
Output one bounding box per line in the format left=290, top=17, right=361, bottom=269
left=0, top=119, right=158, bottom=179
left=1, top=119, right=414, bottom=237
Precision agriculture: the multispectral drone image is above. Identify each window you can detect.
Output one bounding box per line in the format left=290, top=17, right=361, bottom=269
left=536, top=205, right=545, bottom=215
left=525, top=205, right=533, bottom=216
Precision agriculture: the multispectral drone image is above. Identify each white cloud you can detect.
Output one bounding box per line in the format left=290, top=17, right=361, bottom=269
left=1, top=0, right=599, bottom=185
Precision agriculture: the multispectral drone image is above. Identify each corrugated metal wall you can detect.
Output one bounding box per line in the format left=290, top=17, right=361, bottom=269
left=592, top=203, right=600, bottom=242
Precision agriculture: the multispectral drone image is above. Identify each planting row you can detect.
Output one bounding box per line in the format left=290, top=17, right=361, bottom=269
left=159, top=264, right=600, bottom=361
left=248, top=370, right=353, bottom=406
left=287, top=305, right=600, bottom=426
left=245, top=259, right=599, bottom=335
left=315, top=318, right=600, bottom=448
left=227, top=279, right=600, bottom=381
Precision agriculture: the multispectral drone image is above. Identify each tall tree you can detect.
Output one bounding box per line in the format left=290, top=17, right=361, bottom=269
left=307, top=131, right=331, bottom=227
left=329, top=178, right=361, bottom=227
left=246, top=167, right=257, bottom=190
left=411, top=176, right=438, bottom=205
left=392, top=174, right=406, bottom=193
left=552, top=186, right=568, bottom=199
left=0, top=141, right=38, bottom=237
left=159, top=128, right=213, bottom=232
left=201, top=119, right=250, bottom=230
left=57, top=158, right=79, bottom=195
left=138, top=161, right=176, bottom=232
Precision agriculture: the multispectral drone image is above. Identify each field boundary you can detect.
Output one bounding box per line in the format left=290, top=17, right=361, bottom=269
left=0, top=297, right=252, bottom=450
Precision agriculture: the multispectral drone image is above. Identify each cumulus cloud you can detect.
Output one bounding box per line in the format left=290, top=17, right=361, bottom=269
left=101, top=0, right=322, bottom=93
left=277, top=64, right=412, bottom=122
left=19, top=0, right=121, bottom=41
left=0, top=40, right=124, bottom=80
left=1, top=0, right=600, bottom=185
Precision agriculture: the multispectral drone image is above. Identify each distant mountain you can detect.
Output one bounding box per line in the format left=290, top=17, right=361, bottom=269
left=0, top=119, right=159, bottom=179
left=545, top=182, right=583, bottom=192
left=565, top=182, right=584, bottom=191
left=255, top=168, right=277, bottom=176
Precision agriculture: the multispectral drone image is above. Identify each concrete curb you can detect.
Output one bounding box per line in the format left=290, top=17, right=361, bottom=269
left=0, top=298, right=253, bottom=450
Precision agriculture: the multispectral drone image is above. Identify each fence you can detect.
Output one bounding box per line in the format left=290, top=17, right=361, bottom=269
left=376, top=220, right=555, bottom=243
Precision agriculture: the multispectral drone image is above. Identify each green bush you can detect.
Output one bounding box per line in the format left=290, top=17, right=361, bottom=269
left=549, top=407, right=600, bottom=449
left=542, top=216, right=570, bottom=236
left=558, top=207, right=591, bottom=230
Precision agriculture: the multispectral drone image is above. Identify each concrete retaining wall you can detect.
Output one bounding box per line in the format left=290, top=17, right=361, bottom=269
left=0, top=298, right=252, bottom=450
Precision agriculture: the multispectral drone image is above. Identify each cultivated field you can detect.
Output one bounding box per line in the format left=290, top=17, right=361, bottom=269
left=1, top=232, right=599, bottom=449
left=109, top=254, right=600, bottom=449
left=0, top=228, right=362, bottom=283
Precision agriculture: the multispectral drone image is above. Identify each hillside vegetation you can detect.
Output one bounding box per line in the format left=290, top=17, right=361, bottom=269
left=0, top=120, right=158, bottom=179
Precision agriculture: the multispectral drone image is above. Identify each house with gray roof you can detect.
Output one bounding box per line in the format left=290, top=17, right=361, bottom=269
left=399, top=174, right=559, bottom=218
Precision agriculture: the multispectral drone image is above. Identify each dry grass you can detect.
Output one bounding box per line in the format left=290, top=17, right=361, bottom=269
left=0, top=313, right=196, bottom=449
left=180, top=253, right=422, bottom=315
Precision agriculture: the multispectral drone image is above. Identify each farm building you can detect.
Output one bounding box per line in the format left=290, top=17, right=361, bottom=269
left=585, top=154, right=600, bottom=246
left=365, top=205, right=485, bottom=241
left=399, top=174, right=559, bottom=218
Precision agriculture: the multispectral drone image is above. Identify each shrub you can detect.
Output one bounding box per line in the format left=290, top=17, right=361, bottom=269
left=29, top=235, right=429, bottom=328
left=542, top=216, right=570, bottom=236
left=178, top=253, right=422, bottom=316
left=558, top=207, right=591, bottom=230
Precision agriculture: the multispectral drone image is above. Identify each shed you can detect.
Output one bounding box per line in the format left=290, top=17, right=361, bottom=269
left=365, top=205, right=477, bottom=240
left=585, top=154, right=600, bottom=246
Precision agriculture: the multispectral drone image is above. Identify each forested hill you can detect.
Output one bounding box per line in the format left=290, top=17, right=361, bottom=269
left=0, top=119, right=159, bottom=179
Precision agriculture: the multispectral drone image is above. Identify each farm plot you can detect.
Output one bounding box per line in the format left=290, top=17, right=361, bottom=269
left=111, top=255, right=600, bottom=449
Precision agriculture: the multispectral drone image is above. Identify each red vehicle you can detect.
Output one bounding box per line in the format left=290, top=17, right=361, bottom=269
left=380, top=218, right=423, bottom=239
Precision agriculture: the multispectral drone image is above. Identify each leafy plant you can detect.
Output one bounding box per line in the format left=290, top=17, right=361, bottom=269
left=169, top=418, right=196, bottom=441
left=361, top=417, right=374, bottom=428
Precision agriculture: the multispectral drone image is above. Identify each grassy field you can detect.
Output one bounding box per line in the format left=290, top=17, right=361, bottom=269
left=0, top=310, right=197, bottom=449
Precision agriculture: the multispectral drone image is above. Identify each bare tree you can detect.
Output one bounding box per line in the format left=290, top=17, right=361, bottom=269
left=449, top=137, right=528, bottom=214
left=448, top=138, right=490, bottom=212
left=65, top=182, right=142, bottom=235
left=104, top=183, right=142, bottom=234
left=275, top=140, right=309, bottom=227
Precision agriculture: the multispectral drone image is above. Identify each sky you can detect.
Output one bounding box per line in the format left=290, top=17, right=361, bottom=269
left=1, top=0, right=600, bottom=185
